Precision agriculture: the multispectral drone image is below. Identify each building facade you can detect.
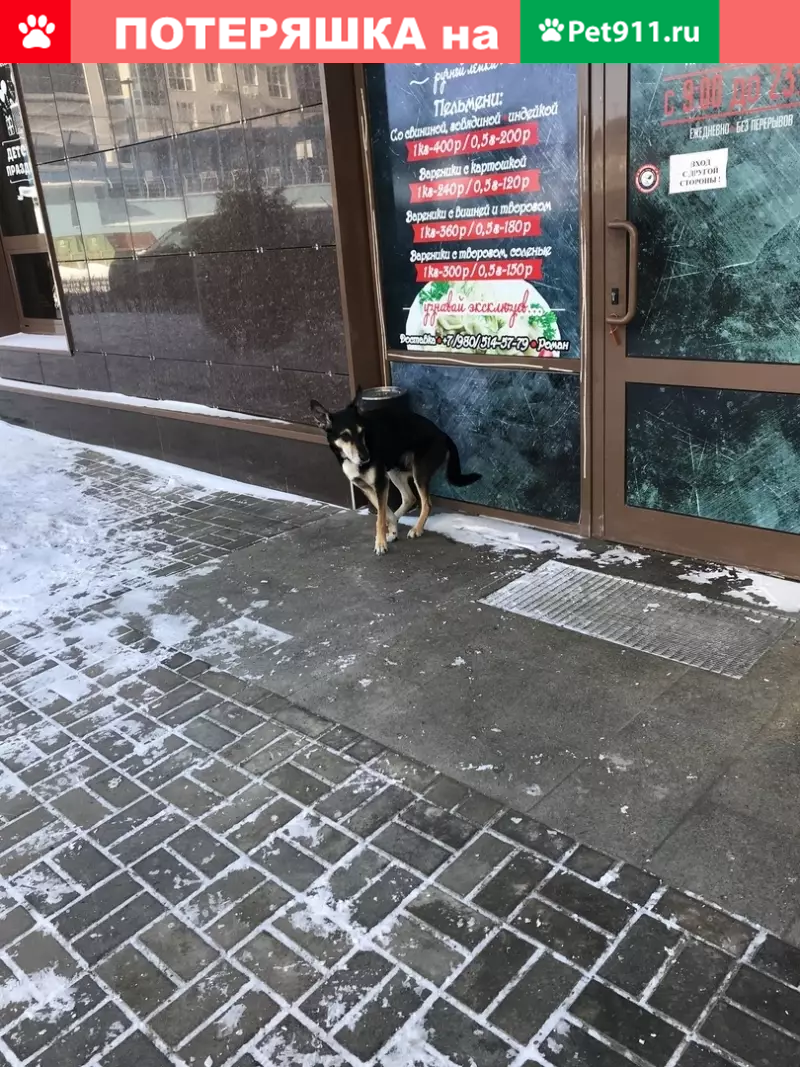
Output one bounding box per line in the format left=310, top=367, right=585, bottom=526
left=2, top=62, right=800, bottom=576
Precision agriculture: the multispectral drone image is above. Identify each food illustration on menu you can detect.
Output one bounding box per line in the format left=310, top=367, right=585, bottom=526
left=366, top=64, right=580, bottom=359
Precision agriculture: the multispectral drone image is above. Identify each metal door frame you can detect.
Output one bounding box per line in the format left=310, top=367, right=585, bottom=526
left=592, top=64, right=800, bottom=578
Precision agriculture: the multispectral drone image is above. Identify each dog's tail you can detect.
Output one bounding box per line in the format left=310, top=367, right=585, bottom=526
left=444, top=436, right=481, bottom=486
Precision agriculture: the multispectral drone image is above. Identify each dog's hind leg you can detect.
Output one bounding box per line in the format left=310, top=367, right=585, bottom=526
left=388, top=470, right=416, bottom=533
left=408, top=469, right=432, bottom=539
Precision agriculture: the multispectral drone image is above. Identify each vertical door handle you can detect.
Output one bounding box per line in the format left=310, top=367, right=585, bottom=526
left=606, top=220, right=639, bottom=326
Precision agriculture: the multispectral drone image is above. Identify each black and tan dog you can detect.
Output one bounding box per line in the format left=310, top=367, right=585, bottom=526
left=310, top=389, right=480, bottom=555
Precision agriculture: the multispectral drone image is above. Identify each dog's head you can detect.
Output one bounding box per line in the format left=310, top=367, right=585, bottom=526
left=310, top=389, right=370, bottom=469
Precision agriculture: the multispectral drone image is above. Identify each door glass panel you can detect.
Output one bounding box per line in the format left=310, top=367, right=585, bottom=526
left=627, top=383, right=800, bottom=532
left=11, top=252, right=61, bottom=320
left=628, top=63, right=800, bottom=363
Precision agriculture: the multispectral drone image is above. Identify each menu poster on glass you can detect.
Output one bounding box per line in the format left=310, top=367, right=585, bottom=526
left=364, top=63, right=580, bottom=360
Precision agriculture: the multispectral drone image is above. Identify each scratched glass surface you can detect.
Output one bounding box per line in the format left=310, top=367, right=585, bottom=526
left=627, top=383, right=800, bottom=531
left=628, top=62, right=800, bottom=363
left=392, top=362, right=580, bottom=522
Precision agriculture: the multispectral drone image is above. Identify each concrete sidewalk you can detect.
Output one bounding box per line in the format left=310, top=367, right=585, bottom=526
left=97, top=450, right=800, bottom=942
left=1, top=422, right=799, bottom=1067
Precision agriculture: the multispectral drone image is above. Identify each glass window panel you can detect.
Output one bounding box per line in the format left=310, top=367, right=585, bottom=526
left=11, top=252, right=60, bottom=320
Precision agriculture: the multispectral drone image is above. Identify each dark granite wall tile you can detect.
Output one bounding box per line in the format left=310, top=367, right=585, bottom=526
left=101, top=64, right=173, bottom=148
left=270, top=369, right=350, bottom=425
left=215, top=425, right=285, bottom=486
left=268, top=437, right=349, bottom=506
left=50, top=64, right=114, bottom=158
left=68, top=403, right=115, bottom=446
left=118, top=139, right=187, bottom=255
left=237, top=64, right=321, bottom=120
left=245, top=107, right=335, bottom=250
left=0, top=350, right=44, bottom=384
left=111, top=409, right=163, bottom=459
left=392, top=363, right=581, bottom=522
left=74, top=352, right=110, bottom=392
left=105, top=354, right=156, bottom=399
left=30, top=396, right=73, bottom=441
left=195, top=248, right=346, bottom=373
left=214, top=428, right=344, bottom=504
left=140, top=256, right=205, bottom=363
left=193, top=253, right=263, bottom=365
left=68, top=151, right=133, bottom=260
left=167, top=63, right=242, bottom=134
left=94, top=259, right=152, bottom=358
left=154, top=360, right=213, bottom=406
left=16, top=65, right=64, bottom=164
left=177, top=125, right=254, bottom=252
left=40, top=352, right=79, bottom=389
left=211, top=363, right=349, bottom=423
left=210, top=363, right=275, bottom=417
left=158, top=417, right=221, bottom=476
left=627, top=383, right=800, bottom=533
left=0, top=392, right=37, bottom=429
left=70, top=404, right=115, bottom=447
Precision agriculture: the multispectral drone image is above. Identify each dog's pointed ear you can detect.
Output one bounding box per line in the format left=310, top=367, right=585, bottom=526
left=309, top=399, right=332, bottom=430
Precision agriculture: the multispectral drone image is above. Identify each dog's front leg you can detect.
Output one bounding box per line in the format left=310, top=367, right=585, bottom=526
left=374, top=481, right=390, bottom=556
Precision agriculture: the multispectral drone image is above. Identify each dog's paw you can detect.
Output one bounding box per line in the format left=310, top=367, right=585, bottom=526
left=374, top=542, right=388, bottom=556
left=407, top=527, right=423, bottom=540
left=386, top=526, right=398, bottom=543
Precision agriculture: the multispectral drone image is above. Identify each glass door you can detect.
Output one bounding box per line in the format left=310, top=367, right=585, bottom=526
left=600, top=63, right=800, bottom=577
left=1, top=64, right=63, bottom=334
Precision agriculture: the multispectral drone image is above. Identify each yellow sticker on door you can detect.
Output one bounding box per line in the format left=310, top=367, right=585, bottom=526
left=668, top=148, right=728, bottom=194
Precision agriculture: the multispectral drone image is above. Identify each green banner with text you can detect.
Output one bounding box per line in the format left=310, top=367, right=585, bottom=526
left=521, top=0, right=721, bottom=62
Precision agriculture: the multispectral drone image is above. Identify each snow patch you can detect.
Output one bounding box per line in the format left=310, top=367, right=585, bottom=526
left=215, top=1002, right=246, bottom=1037
left=413, top=512, right=594, bottom=559
left=595, top=545, right=649, bottom=567
left=281, top=812, right=324, bottom=849
left=678, top=566, right=734, bottom=586
left=380, top=1018, right=437, bottom=1067
left=724, top=570, right=800, bottom=613
left=0, top=969, right=75, bottom=1022
left=12, top=867, right=74, bottom=907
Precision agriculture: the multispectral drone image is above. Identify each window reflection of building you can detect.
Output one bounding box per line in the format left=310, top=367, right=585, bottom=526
left=265, top=67, right=290, bottom=99
left=15, top=66, right=62, bottom=164
left=175, top=101, right=197, bottom=127
left=167, top=64, right=195, bottom=92
left=24, top=64, right=329, bottom=256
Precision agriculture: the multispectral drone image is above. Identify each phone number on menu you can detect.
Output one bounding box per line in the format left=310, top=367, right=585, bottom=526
left=440, top=334, right=533, bottom=351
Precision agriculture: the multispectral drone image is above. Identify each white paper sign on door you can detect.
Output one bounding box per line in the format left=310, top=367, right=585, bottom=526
left=669, top=148, right=728, bottom=194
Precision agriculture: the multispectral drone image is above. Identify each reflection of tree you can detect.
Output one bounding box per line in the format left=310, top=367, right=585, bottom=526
left=191, top=184, right=303, bottom=350
left=109, top=180, right=330, bottom=359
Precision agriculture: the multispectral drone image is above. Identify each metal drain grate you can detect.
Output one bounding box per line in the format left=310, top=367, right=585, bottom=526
left=480, top=560, right=790, bottom=678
